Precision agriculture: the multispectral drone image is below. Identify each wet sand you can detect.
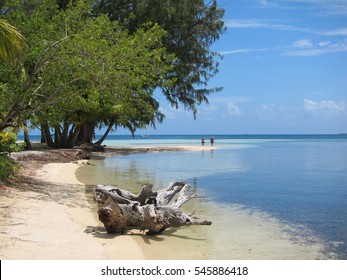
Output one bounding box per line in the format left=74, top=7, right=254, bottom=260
left=0, top=145, right=329, bottom=259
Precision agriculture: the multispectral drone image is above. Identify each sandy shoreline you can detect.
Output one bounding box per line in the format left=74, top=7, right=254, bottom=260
left=0, top=159, right=149, bottom=260
left=0, top=145, right=331, bottom=259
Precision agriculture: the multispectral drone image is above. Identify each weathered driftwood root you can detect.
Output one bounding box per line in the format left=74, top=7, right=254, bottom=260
left=93, top=182, right=212, bottom=235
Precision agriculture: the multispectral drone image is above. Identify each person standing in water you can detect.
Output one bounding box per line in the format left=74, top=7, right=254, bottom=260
left=201, top=136, right=205, bottom=146
left=210, top=136, right=215, bottom=146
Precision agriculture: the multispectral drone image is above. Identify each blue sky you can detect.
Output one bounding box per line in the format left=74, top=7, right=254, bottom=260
left=129, top=0, right=347, bottom=135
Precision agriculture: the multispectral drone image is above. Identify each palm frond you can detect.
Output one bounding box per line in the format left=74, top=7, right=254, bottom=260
left=0, top=19, right=27, bottom=62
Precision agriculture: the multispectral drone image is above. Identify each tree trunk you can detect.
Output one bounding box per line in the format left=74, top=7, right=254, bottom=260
left=40, top=124, right=46, bottom=143
left=66, top=124, right=81, bottom=148
left=94, top=118, right=116, bottom=146
left=61, top=121, right=69, bottom=148
left=42, top=122, right=54, bottom=147
left=76, top=120, right=95, bottom=146
left=40, top=122, right=86, bottom=149
left=23, top=121, right=32, bottom=150
left=54, top=125, right=61, bottom=148
left=93, top=182, right=212, bottom=235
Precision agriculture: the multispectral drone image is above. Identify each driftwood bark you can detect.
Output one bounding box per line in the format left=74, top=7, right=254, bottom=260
left=93, top=182, right=212, bottom=235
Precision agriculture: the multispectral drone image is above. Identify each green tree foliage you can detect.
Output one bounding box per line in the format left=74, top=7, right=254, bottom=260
left=0, top=129, right=21, bottom=181
left=0, top=0, right=225, bottom=148
left=0, top=129, right=22, bottom=153
left=94, top=0, right=225, bottom=114
left=0, top=19, right=27, bottom=63
left=0, top=155, right=17, bottom=181
left=0, top=0, right=57, bottom=133
left=1, top=0, right=175, bottom=147
left=0, top=16, right=27, bottom=134
left=38, top=14, right=174, bottom=147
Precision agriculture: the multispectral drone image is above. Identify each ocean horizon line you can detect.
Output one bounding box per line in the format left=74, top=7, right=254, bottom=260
left=19, top=132, right=347, bottom=137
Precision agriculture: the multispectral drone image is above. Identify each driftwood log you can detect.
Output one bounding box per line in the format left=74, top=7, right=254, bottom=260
left=93, top=182, right=212, bottom=235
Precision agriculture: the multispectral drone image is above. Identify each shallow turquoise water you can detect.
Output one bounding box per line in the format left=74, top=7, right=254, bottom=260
left=79, top=134, right=347, bottom=259
left=16, top=133, right=347, bottom=258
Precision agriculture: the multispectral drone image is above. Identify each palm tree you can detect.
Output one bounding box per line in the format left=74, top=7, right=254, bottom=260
left=0, top=19, right=27, bottom=63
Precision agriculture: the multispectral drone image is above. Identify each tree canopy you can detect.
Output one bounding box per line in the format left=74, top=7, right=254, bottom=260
left=94, top=0, right=225, bottom=115
left=0, top=0, right=225, bottom=148
left=0, top=19, right=27, bottom=63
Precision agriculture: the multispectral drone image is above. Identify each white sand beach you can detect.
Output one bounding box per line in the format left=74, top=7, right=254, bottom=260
left=0, top=146, right=328, bottom=260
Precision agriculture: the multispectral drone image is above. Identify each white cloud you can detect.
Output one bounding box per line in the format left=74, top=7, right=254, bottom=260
left=252, top=0, right=347, bottom=16
left=304, top=99, right=347, bottom=116
left=221, top=41, right=347, bottom=57
left=255, top=104, right=281, bottom=120
left=219, top=47, right=277, bottom=55
left=318, top=41, right=331, bottom=47
left=200, top=104, right=219, bottom=115
left=193, top=97, right=248, bottom=119
left=224, top=19, right=268, bottom=29
left=222, top=17, right=347, bottom=57
left=322, top=28, right=347, bottom=36
left=225, top=19, right=347, bottom=37
left=227, top=102, right=243, bottom=116
left=253, top=104, right=300, bottom=123
left=292, top=39, right=313, bottom=48
left=307, top=0, right=347, bottom=16
left=259, top=0, right=269, bottom=5
left=224, top=19, right=311, bottom=33
left=219, top=49, right=252, bottom=55
left=282, top=40, right=347, bottom=56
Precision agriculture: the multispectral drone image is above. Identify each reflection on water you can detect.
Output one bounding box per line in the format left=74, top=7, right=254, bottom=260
left=76, top=139, right=347, bottom=259
left=81, top=178, right=332, bottom=259
left=78, top=149, right=247, bottom=191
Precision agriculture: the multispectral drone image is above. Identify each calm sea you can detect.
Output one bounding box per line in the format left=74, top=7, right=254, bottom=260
left=23, top=134, right=347, bottom=258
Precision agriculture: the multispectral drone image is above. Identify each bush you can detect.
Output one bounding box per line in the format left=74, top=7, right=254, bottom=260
left=0, top=130, right=23, bottom=153
left=0, top=130, right=22, bottom=181
left=0, top=155, right=18, bottom=181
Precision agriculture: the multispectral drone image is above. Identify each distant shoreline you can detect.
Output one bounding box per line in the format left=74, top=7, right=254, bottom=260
left=17, top=133, right=347, bottom=139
